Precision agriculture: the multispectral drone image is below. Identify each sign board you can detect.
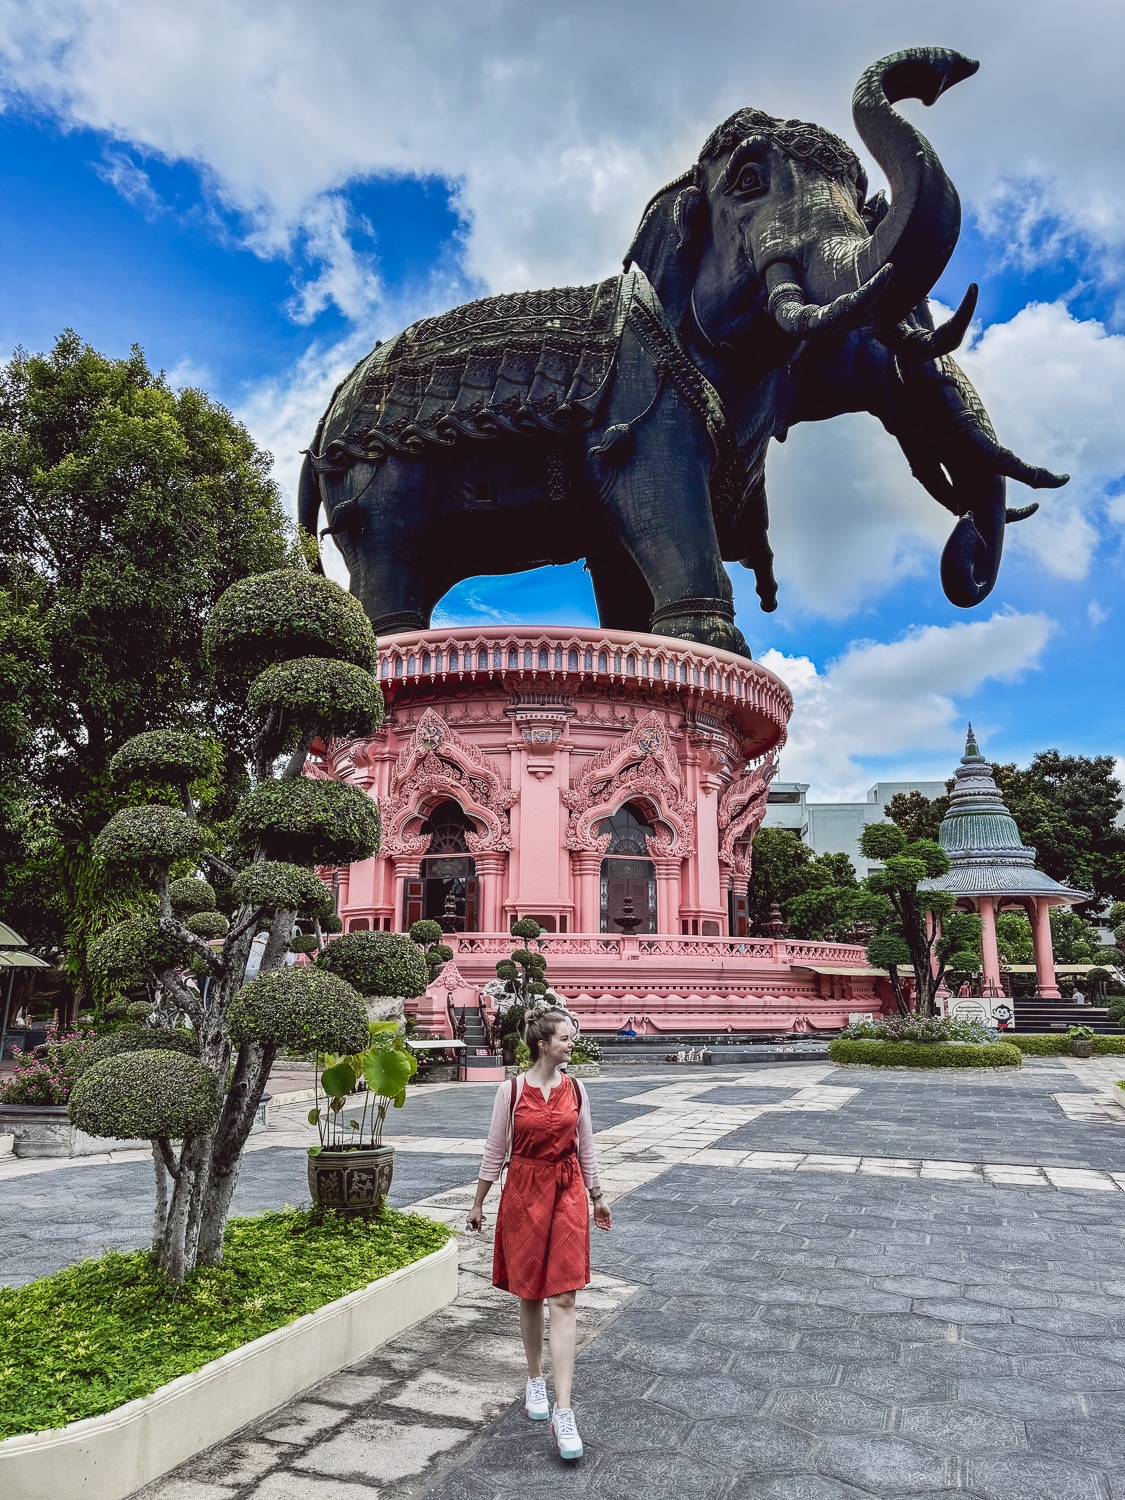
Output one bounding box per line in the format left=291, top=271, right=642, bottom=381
left=945, top=995, right=1014, bottom=1030
left=848, top=1013, right=874, bottom=1027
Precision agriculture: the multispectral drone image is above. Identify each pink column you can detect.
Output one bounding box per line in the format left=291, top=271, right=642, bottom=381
left=1033, top=898, right=1060, bottom=998
left=978, top=896, right=1002, bottom=997
left=473, top=852, right=507, bottom=933
left=572, top=853, right=602, bottom=934
left=653, top=858, right=682, bottom=935
left=392, top=858, right=421, bottom=932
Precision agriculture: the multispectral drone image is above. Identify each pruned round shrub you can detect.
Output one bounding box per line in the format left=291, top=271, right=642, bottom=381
left=232, top=860, right=333, bottom=916
left=248, top=658, right=384, bottom=750
left=227, top=967, right=367, bottom=1053
left=510, top=917, right=543, bottom=942
left=409, top=919, right=444, bottom=947
left=232, top=779, right=380, bottom=865
left=88, top=917, right=193, bottom=987
left=126, top=1001, right=153, bottom=1022
left=110, top=731, right=215, bottom=789
left=77, top=1024, right=200, bottom=1076
left=70, top=1050, right=221, bottom=1140
left=289, top=934, right=319, bottom=956
left=94, top=806, right=207, bottom=870
left=316, top=930, right=429, bottom=999
left=169, top=877, right=216, bottom=916
left=322, top=912, right=343, bottom=934
left=184, top=910, right=230, bottom=940
left=204, top=570, right=377, bottom=680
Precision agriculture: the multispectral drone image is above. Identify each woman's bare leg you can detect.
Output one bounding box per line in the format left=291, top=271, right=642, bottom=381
left=547, top=1291, right=577, bottom=1408
left=519, top=1297, right=545, bottom=1377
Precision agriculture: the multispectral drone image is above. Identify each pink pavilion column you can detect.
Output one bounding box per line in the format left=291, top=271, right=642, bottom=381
left=1033, top=897, right=1061, bottom=998
left=653, top=857, right=683, bottom=936
left=572, top=852, right=602, bottom=934
left=392, top=858, right=420, bottom=933
left=473, top=852, right=507, bottom=933
left=978, top=896, right=1002, bottom=997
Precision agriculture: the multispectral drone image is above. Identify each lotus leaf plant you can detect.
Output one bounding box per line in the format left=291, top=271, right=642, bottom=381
left=309, top=1021, right=419, bottom=1151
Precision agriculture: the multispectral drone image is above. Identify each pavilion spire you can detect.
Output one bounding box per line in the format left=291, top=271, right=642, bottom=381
left=965, top=722, right=980, bottom=759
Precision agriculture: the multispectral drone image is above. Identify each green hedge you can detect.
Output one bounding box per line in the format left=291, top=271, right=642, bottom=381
left=0, top=1207, right=450, bottom=1439
left=828, top=1039, right=1023, bottom=1069
left=1006, top=1033, right=1125, bottom=1056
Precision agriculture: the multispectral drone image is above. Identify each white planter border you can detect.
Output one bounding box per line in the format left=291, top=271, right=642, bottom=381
left=0, top=1235, right=458, bottom=1500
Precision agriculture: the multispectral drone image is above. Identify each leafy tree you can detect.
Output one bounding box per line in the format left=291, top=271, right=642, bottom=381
left=992, top=752, right=1125, bottom=912
left=67, top=568, right=383, bottom=1282
left=748, top=827, right=863, bottom=935
left=885, top=789, right=950, bottom=844
left=1049, top=907, right=1101, bottom=962
left=995, top=911, right=1034, bottom=965
left=0, top=332, right=296, bottom=973
left=860, top=822, right=967, bottom=1016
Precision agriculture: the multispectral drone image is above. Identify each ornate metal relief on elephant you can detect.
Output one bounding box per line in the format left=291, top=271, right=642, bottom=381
left=301, top=47, right=1067, bottom=653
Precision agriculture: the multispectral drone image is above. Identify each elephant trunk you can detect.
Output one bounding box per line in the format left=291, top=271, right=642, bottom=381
left=803, top=48, right=978, bottom=325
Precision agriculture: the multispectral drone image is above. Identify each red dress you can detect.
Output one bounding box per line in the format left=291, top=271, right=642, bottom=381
left=493, top=1077, right=591, bottom=1299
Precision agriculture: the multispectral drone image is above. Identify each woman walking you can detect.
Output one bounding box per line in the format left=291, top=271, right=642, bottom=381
left=466, top=1002, right=611, bottom=1460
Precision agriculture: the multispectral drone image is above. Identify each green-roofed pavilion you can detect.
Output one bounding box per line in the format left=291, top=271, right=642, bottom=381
left=918, top=726, right=1085, bottom=998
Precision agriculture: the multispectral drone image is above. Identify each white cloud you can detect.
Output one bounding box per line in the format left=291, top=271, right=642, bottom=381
left=5, top=0, right=1125, bottom=315
left=1088, top=600, right=1109, bottom=627
left=760, top=611, right=1055, bottom=798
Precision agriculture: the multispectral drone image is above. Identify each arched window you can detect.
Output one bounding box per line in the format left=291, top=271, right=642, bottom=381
left=554, top=647, right=563, bottom=669
left=479, top=649, right=488, bottom=670
left=653, top=658, right=663, bottom=680
left=449, top=648, right=458, bottom=671
left=508, top=648, right=518, bottom=668
left=568, top=649, right=579, bottom=671
left=413, top=800, right=479, bottom=933
left=422, top=652, right=431, bottom=673
left=538, top=648, right=548, bottom=669
left=599, top=803, right=653, bottom=855
left=598, top=651, right=608, bottom=672
left=584, top=649, right=593, bottom=670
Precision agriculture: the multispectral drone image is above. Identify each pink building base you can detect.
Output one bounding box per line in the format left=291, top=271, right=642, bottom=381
left=314, top=626, right=886, bottom=1034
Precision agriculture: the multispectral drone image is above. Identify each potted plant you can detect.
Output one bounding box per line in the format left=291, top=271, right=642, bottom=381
left=308, top=1021, right=418, bottom=1213
left=1068, top=1024, right=1096, bottom=1059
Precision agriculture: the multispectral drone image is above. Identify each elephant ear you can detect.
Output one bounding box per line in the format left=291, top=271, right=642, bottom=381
left=624, top=168, right=707, bottom=328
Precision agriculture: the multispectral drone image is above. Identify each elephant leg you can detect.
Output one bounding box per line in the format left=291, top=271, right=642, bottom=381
left=588, top=381, right=748, bottom=657
left=586, top=529, right=654, bottom=631
left=321, top=459, right=429, bottom=634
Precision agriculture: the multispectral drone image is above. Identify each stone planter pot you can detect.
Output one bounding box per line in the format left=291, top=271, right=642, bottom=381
left=307, top=1144, right=394, bottom=1214
left=0, top=1097, right=270, bottom=1159
left=567, top=1062, right=602, bottom=1078
left=1070, top=1039, right=1094, bottom=1058
left=417, top=1063, right=457, bottom=1083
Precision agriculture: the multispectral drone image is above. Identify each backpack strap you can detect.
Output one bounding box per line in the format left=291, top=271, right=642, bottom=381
left=500, top=1075, right=519, bottom=1181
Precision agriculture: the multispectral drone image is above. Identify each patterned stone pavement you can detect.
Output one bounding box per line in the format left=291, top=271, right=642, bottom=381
left=3, top=1056, right=1125, bottom=1496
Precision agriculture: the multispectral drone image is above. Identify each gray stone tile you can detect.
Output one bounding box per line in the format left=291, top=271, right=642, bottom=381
left=728, top=1479, right=873, bottom=1500
left=899, top=1403, right=1024, bottom=1454
left=1027, top=1415, right=1125, bottom=1465
left=177, top=1438, right=291, bottom=1486
left=256, top=1401, right=349, bottom=1445
left=683, top=1417, right=817, bottom=1471
left=817, top=1434, right=951, bottom=1492
left=729, top=1351, right=841, bottom=1389
left=1018, top=1353, right=1125, bottom=1390
left=582, top=1396, right=691, bottom=1453
left=842, top=1364, right=955, bottom=1405
left=309, top=1372, right=396, bottom=1407
left=292, top=1419, right=468, bottom=1483
left=1012, top=1307, right=1112, bottom=1335
left=587, top=1452, right=727, bottom=1499
left=794, top=1330, right=898, bottom=1362
left=771, top=1386, right=889, bottom=1434
left=909, top=1298, right=1011, bottom=1325
left=966, top=1454, right=1107, bottom=1500
left=647, top=1373, right=766, bottom=1419
left=960, top=1324, right=1072, bottom=1355
left=247, top=1478, right=380, bottom=1499
left=903, top=1344, right=1014, bottom=1379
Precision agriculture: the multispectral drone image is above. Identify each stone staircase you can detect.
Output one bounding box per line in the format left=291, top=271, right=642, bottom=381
left=457, top=1001, right=504, bottom=1079
left=1013, top=999, right=1121, bottom=1034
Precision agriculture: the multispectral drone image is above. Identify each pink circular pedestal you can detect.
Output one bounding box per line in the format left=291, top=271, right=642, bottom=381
left=313, top=626, right=885, bottom=1034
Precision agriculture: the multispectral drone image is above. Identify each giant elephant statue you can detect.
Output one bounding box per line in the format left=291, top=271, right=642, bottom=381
left=300, top=47, right=1066, bottom=656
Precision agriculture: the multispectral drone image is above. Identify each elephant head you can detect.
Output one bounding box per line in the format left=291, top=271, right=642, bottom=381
left=626, top=48, right=1067, bottom=609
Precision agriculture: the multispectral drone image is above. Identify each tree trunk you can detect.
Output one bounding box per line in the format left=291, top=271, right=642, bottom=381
left=158, top=1146, right=196, bottom=1282
left=152, top=1141, right=170, bottom=1250
left=195, top=1041, right=277, bottom=1266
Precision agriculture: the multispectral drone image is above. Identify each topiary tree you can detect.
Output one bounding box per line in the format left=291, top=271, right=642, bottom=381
left=489, top=919, right=553, bottom=1020
left=317, top=930, right=429, bottom=999
left=409, top=918, right=453, bottom=985
left=71, top=567, right=383, bottom=1281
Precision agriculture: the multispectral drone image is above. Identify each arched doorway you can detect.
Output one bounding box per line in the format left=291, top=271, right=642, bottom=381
left=599, top=803, right=657, bottom=934
left=408, top=800, right=479, bottom=931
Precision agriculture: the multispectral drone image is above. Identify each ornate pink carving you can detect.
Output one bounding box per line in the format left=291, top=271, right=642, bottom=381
left=718, top=748, right=780, bottom=877
left=379, top=708, right=517, bottom=857
left=562, top=710, right=696, bottom=857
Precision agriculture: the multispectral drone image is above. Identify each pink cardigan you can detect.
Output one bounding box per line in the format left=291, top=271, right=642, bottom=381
left=478, top=1074, right=602, bottom=1193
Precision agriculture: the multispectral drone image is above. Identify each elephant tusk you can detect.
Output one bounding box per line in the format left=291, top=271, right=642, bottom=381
left=765, top=261, right=892, bottom=338
left=957, top=421, right=1069, bottom=489
left=884, top=283, right=978, bottom=363
left=1005, top=502, right=1039, bottom=523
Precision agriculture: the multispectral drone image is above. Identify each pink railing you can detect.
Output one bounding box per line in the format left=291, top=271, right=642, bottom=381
left=448, top=933, right=869, bottom=965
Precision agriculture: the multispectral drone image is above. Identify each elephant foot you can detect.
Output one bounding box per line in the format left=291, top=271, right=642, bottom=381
left=649, top=602, right=751, bottom=660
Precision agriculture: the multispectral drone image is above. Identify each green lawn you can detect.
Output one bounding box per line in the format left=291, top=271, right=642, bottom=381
left=0, top=1207, right=451, bottom=1440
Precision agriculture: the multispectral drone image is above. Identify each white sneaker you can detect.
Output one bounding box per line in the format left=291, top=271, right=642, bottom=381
left=525, top=1376, right=549, bottom=1421
left=551, top=1404, right=583, bottom=1460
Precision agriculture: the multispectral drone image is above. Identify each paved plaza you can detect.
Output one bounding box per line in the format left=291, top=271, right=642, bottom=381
left=3, top=1056, right=1125, bottom=1497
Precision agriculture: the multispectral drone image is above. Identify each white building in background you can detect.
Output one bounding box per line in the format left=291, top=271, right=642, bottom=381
left=762, top=781, right=947, bottom=875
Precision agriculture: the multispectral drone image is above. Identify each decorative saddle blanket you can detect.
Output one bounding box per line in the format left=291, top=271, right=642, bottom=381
left=308, top=268, right=741, bottom=529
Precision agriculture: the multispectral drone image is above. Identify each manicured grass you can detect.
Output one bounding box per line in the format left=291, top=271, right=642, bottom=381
left=828, top=1039, right=1023, bottom=1068
left=1006, top=1034, right=1125, bottom=1056
left=0, top=1207, right=451, bottom=1440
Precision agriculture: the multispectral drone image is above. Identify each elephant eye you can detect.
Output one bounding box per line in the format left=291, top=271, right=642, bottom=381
left=734, top=165, right=763, bottom=194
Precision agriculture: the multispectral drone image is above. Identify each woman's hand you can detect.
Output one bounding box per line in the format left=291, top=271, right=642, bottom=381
left=465, top=1205, right=485, bottom=1232
left=592, top=1196, right=612, bottom=1231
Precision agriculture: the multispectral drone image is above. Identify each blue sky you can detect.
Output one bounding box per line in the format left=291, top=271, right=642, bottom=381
left=1, top=1, right=1122, bottom=797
